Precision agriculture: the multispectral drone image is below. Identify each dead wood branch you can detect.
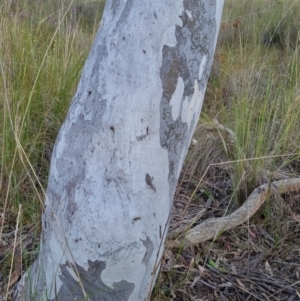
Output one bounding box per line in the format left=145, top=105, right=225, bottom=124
left=169, top=178, right=300, bottom=248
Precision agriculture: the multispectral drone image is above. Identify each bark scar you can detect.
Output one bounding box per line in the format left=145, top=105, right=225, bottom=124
left=145, top=173, right=156, bottom=193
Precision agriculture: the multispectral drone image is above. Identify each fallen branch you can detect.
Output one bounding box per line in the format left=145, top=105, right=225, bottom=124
left=169, top=178, right=300, bottom=248
left=167, top=199, right=211, bottom=240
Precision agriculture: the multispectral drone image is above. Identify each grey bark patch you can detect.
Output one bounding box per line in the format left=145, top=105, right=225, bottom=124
left=141, top=236, right=154, bottom=265
left=116, top=0, right=134, bottom=27
left=45, top=94, right=107, bottom=236
left=49, top=260, right=134, bottom=301
left=136, top=134, right=147, bottom=141
left=159, top=0, right=217, bottom=197
left=110, top=0, right=121, bottom=17
left=65, top=199, right=78, bottom=223
left=91, top=40, right=108, bottom=88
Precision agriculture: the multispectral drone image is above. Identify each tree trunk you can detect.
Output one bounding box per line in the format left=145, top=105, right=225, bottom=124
left=19, top=0, right=224, bottom=300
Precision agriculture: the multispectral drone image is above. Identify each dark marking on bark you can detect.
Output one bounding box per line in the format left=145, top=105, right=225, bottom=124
left=116, top=0, right=133, bottom=28
left=141, top=236, right=154, bottom=265
left=136, top=133, right=147, bottom=141
left=132, top=216, right=141, bottom=223
left=110, top=126, right=115, bottom=133
left=145, top=173, right=156, bottom=193
left=49, top=260, right=134, bottom=301
left=65, top=178, right=76, bottom=200
left=143, top=49, right=146, bottom=54
left=66, top=200, right=78, bottom=221
left=110, top=0, right=120, bottom=17
left=90, top=38, right=108, bottom=89
left=154, top=12, right=157, bottom=19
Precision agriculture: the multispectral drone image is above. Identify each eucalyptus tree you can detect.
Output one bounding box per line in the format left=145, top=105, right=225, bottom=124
left=18, top=0, right=224, bottom=300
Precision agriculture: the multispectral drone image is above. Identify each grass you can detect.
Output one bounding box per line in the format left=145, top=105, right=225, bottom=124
left=1, top=0, right=300, bottom=300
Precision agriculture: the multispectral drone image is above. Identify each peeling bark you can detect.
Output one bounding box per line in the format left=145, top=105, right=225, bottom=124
left=19, top=1, right=224, bottom=300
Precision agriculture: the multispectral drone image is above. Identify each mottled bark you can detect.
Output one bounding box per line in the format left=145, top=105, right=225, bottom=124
left=19, top=0, right=224, bottom=300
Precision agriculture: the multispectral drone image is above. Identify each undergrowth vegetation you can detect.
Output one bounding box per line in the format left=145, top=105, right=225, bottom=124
left=0, top=0, right=300, bottom=300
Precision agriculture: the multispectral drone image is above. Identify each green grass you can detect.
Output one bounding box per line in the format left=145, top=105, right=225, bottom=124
left=1, top=0, right=300, bottom=300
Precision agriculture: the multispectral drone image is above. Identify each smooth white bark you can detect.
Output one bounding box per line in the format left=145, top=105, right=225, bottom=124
left=20, top=1, right=224, bottom=300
